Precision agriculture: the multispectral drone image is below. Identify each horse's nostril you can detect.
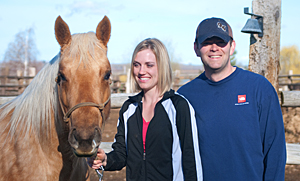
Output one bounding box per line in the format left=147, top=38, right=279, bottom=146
left=94, top=128, right=102, bottom=144
left=68, top=128, right=79, bottom=149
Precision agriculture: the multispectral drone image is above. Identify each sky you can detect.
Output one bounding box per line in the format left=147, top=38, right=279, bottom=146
left=0, top=0, right=298, bottom=66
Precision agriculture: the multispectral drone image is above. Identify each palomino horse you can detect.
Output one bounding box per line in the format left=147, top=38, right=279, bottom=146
left=0, top=15, right=111, bottom=181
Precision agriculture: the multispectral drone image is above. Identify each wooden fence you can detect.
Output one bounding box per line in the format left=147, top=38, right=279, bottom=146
left=0, top=75, right=126, bottom=96
left=279, top=74, right=300, bottom=91
left=0, top=75, right=34, bottom=96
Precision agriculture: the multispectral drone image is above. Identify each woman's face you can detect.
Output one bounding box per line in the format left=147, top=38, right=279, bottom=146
left=133, top=49, right=159, bottom=93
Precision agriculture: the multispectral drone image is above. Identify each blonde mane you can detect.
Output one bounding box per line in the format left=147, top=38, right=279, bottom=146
left=0, top=32, right=105, bottom=140
left=0, top=55, right=59, bottom=139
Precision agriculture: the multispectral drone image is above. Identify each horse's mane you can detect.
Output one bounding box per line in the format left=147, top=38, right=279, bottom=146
left=0, top=54, right=59, bottom=139
left=0, top=32, right=105, bottom=140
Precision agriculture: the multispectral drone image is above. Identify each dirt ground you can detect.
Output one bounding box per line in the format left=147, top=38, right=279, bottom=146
left=99, top=108, right=300, bottom=181
left=282, top=107, right=300, bottom=181
left=99, top=108, right=126, bottom=181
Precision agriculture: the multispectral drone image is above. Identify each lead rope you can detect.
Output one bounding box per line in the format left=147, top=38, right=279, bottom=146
left=96, top=165, right=104, bottom=181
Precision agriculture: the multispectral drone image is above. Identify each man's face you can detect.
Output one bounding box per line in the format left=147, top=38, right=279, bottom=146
left=194, top=36, right=235, bottom=73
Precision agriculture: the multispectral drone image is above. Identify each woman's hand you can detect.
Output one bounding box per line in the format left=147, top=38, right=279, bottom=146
left=87, top=148, right=107, bottom=169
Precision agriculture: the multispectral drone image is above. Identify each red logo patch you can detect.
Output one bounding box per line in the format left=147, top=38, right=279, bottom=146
left=238, top=95, right=246, bottom=103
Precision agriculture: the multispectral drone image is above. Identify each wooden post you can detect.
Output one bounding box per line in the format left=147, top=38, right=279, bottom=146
left=248, top=0, right=282, bottom=92
left=281, top=91, right=300, bottom=107
left=2, top=67, right=9, bottom=96
left=17, top=70, right=24, bottom=94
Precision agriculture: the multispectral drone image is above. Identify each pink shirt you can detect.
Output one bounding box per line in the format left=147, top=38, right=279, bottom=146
left=142, top=118, right=150, bottom=152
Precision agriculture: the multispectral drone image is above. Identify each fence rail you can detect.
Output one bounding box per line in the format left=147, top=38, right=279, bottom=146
left=0, top=93, right=136, bottom=107
left=0, top=75, right=35, bottom=79
left=0, top=75, right=34, bottom=96
left=279, top=74, right=300, bottom=90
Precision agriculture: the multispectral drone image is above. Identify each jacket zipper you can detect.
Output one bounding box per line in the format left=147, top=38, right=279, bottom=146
left=143, top=152, right=147, bottom=181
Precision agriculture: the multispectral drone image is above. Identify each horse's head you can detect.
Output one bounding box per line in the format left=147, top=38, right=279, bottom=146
left=54, top=16, right=111, bottom=157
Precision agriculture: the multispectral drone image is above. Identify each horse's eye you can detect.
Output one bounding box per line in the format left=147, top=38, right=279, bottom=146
left=57, top=72, right=67, bottom=84
left=104, top=71, right=111, bottom=80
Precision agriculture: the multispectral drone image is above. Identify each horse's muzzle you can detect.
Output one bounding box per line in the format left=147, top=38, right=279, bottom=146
left=68, top=127, right=102, bottom=157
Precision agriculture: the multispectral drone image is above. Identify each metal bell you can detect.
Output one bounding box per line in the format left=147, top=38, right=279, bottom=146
left=241, top=18, right=262, bottom=34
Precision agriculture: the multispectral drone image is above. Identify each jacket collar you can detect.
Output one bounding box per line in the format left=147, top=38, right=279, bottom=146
left=128, top=89, right=175, bottom=103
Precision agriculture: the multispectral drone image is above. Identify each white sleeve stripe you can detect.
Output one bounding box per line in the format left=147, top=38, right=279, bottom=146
left=123, top=103, right=138, bottom=149
left=175, top=92, right=203, bottom=181
left=162, top=99, right=184, bottom=181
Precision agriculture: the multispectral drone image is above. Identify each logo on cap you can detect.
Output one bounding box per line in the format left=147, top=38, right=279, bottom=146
left=217, top=22, right=226, bottom=32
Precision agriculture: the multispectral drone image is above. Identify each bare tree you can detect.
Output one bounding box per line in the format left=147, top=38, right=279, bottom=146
left=1, top=27, right=40, bottom=76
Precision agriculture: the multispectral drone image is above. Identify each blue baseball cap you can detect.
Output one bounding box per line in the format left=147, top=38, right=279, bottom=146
left=195, top=17, right=233, bottom=44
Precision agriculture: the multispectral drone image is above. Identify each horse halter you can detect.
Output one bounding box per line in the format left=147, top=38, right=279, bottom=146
left=55, top=77, right=110, bottom=123
left=61, top=98, right=110, bottom=123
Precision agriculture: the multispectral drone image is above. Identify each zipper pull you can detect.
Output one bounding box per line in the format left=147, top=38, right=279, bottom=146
left=143, top=152, right=146, bottom=160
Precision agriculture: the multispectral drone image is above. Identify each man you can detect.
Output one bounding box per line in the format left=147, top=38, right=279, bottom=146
left=177, top=17, right=286, bottom=180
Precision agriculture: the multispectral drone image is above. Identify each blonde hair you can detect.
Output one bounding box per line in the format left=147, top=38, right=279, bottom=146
left=130, top=38, right=172, bottom=96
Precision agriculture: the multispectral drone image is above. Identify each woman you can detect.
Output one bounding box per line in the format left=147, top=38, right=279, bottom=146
left=89, top=38, right=202, bottom=180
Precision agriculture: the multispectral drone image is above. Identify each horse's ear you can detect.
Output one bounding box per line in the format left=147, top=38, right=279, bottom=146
left=96, top=16, right=111, bottom=47
left=55, top=16, right=71, bottom=48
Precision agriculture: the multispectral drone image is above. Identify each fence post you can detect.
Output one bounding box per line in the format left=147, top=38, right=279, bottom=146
left=17, top=70, right=24, bottom=95
left=1, top=67, right=9, bottom=95
left=248, top=0, right=282, bottom=92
